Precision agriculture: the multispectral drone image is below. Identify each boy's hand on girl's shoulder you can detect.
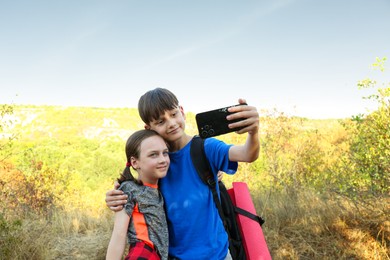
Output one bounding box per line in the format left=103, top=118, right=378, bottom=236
left=227, top=98, right=259, bottom=135
left=105, top=182, right=128, bottom=212
left=217, top=171, right=224, bottom=182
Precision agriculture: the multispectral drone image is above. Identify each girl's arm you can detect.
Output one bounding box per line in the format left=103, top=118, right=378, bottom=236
left=106, top=209, right=130, bottom=260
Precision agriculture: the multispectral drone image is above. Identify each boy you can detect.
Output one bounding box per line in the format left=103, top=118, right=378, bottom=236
left=106, top=88, right=259, bottom=259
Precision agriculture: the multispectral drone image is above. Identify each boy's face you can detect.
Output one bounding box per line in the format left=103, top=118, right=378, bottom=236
left=146, top=106, right=186, bottom=143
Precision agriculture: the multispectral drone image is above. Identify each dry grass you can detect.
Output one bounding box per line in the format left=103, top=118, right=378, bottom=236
left=0, top=208, right=113, bottom=259
left=252, top=188, right=389, bottom=260
left=2, top=189, right=388, bottom=259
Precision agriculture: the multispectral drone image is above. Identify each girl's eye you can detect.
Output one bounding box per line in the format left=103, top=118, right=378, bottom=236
left=150, top=153, right=158, bottom=157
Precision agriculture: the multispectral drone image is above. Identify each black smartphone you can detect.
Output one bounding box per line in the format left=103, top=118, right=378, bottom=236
left=195, top=103, right=247, bottom=139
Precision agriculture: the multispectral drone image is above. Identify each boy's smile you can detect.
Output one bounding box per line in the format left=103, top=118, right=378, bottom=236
left=148, top=106, right=187, bottom=143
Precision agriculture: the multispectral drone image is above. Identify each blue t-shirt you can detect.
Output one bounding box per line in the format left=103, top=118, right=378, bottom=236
left=160, top=137, right=238, bottom=260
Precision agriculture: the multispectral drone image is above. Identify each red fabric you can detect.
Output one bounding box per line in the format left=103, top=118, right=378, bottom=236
left=229, top=182, right=272, bottom=260
left=125, top=241, right=160, bottom=260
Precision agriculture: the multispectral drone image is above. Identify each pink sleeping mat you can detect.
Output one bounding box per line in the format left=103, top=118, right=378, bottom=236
left=228, top=182, right=272, bottom=260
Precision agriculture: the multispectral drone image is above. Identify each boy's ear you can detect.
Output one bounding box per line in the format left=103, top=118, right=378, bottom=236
left=144, top=124, right=151, bottom=130
left=179, top=106, right=186, bottom=120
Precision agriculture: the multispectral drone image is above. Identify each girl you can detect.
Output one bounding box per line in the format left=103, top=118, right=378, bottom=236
left=106, top=129, right=169, bottom=260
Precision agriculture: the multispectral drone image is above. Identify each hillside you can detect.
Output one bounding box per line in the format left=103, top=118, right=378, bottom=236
left=0, top=104, right=388, bottom=260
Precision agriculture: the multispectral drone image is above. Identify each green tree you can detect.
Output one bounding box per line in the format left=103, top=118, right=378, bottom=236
left=259, top=110, right=328, bottom=192
left=347, top=57, right=390, bottom=195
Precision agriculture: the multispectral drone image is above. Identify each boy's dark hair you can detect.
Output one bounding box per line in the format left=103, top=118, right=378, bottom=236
left=118, top=129, right=161, bottom=185
left=138, top=88, right=179, bottom=124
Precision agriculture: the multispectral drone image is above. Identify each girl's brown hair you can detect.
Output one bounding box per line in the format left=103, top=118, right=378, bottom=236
left=118, top=129, right=162, bottom=185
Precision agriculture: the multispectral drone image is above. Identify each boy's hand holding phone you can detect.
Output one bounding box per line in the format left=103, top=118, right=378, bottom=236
left=227, top=98, right=259, bottom=135
left=195, top=99, right=259, bottom=138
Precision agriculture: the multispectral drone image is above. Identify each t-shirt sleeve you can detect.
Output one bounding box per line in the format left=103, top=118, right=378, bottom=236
left=119, top=182, right=135, bottom=216
left=204, top=138, right=238, bottom=175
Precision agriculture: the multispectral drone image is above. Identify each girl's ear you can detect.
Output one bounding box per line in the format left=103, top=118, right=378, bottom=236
left=130, top=157, right=139, bottom=170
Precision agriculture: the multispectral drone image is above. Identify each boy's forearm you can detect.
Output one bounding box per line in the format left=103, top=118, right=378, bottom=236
left=244, top=131, right=260, bottom=162
left=229, top=131, right=259, bottom=162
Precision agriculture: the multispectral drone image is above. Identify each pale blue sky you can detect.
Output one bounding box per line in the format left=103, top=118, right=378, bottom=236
left=1, top=0, right=389, bottom=118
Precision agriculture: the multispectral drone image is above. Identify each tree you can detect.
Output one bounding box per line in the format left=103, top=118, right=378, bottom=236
left=347, top=57, right=390, bottom=195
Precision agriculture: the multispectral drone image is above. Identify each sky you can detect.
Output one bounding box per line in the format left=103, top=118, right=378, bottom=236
left=0, top=0, right=389, bottom=119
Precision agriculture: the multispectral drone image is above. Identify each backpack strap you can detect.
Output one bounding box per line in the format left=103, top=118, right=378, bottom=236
left=190, top=136, right=225, bottom=222
left=234, top=206, right=265, bottom=226
left=190, top=135, right=265, bottom=227
left=190, top=135, right=214, bottom=186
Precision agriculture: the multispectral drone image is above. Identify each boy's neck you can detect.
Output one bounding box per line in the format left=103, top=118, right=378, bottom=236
left=168, top=134, right=192, bottom=152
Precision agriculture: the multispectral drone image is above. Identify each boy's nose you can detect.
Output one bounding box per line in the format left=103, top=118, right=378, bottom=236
left=166, top=118, right=176, bottom=127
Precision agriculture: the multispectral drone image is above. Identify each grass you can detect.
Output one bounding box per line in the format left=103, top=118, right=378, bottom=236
left=1, top=188, right=388, bottom=260
left=252, top=189, right=389, bottom=260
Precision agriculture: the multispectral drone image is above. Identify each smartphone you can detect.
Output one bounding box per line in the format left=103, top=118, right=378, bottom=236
left=195, top=103, right=247, bottom=139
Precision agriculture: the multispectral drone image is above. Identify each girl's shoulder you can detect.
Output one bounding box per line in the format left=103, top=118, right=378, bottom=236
left=119, top=180, right=139, bottom=193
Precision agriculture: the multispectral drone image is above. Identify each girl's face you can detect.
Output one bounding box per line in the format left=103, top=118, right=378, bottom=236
left=146, top=106, right=186, bottom=143
left=132, top=135, right=170, bottom=185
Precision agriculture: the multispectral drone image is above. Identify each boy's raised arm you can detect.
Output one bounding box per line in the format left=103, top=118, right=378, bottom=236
left=227, top=98, right=260, bottom=162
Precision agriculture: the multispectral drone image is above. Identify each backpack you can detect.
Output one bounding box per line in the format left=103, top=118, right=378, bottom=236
left=190, top=136, right=265, bottom=260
